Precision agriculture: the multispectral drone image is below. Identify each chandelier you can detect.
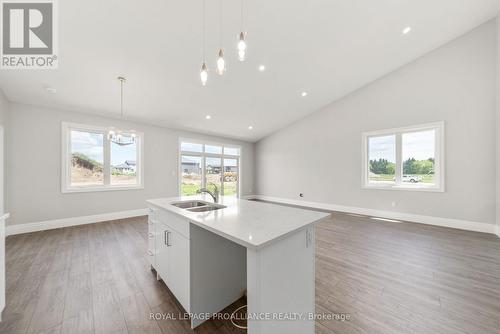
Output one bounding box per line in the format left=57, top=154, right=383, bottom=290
left=107, top=77, right=136, bottom=146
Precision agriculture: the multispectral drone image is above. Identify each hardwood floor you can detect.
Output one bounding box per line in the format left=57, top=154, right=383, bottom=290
left=1, top=212, right=500, bottom=333
left=0, top=217, right=246, bottom=334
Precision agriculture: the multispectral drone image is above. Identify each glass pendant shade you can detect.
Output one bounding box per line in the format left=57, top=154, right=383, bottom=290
left=237, top=32, right=246, bottom=61
left=200, top=63, right=208, bottom=86
left=216, top=48, right=226, bottom=75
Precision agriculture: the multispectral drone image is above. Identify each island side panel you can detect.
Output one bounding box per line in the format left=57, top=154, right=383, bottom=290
left=190, top=223, right=247, bottom=329
left=247, top=225, right=316, bottom=334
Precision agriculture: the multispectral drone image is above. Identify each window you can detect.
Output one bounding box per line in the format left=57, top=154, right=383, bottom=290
left=62, top=122, right=143, bottom=192
left=362, top=122, right=444, bottom=191
left=180, top=139, right=240, bottom=197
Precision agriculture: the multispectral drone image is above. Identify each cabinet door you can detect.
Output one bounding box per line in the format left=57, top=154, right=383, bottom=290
left=168, top=230, right=190, bottom=312
left=155, top=222, right=170, bottom=282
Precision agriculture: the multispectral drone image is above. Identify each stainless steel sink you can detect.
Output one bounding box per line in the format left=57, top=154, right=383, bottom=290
left=187, top=205, right=226, bottom=212
left=170, top=200, right=226, bottom=213
left=171, top=201, right=208, bottom=209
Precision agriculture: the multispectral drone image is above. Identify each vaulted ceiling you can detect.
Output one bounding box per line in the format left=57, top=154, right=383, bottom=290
left=1, top=0, right=499, bottom=141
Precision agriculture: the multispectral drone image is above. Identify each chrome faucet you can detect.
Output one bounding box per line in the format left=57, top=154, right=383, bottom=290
left=197, top=183, right=219, bottom=203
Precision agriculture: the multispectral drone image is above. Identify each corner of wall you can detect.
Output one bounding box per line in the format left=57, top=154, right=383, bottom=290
left=496, top=15, right=500, bottom=232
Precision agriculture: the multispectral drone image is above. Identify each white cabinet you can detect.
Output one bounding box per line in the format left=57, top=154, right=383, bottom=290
left=147, top=207, right=156, bottom=267
left=154, top=215, right=191, bottom=313
left=149, top=205, right=246, bottom=329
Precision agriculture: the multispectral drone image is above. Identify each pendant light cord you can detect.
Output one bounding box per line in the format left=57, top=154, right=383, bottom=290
left=219, top=0, right=223, bottom=47
left=240, top=0, right=243, bottom=31
left=202, top=0, right=206, bottom=61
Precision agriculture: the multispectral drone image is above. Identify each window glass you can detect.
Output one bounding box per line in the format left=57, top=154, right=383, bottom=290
left=181, top=156, right=202, bottom=196
left=223, top=158, right=238, bottom=196
left=224, top=147, right=240, bottom=156
left=181, top=142, right=203, bottom=153
left=70, top=130, right=104, bottom=187
left=402, top=130, right=436, bottom=185
left=205, top=145, right=222, bottom=154
left=368, top=135, right=396, bottom=184
left=179, top=140, right=241, bottom=196
left=110, top=137, right=137, bottom=185
left=205, top=157, right=222, bottom=194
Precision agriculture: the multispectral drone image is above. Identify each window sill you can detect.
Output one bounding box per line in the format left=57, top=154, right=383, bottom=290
left=362, top=184, right=444, bottom=192
left=62, top=185, right=144, bottom=194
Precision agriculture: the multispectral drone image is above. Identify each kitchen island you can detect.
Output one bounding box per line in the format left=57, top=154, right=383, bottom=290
left=147, top=195, right=329, bottom=334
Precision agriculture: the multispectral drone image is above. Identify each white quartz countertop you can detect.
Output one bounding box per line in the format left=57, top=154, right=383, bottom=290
left=147, top=195, right=329, bottom=250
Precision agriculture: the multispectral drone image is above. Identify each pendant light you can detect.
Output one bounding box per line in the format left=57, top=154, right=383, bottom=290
left=237, top=0, right=247, bottom=61
left=200, top=0, right=208, bottom=86
left=107, top=77, right=136, bottom=146
left=216, top=0, right=226, bottom=75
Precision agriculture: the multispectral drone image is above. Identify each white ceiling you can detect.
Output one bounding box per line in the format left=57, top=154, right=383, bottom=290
left=1, top=0, right=499, bottom=142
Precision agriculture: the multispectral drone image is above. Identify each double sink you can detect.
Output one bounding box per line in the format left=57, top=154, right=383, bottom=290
left=171, top=200, right=226, bottom=212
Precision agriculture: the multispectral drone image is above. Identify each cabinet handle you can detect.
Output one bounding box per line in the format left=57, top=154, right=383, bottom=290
left=148, top=232, right=154, bottom=238
left=147, top=250, right=153, bottom=256
left=165, top=230, right=172, bottom=247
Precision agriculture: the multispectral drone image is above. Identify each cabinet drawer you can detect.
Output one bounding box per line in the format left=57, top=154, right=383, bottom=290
left=157, top=209, right=190, bottom=239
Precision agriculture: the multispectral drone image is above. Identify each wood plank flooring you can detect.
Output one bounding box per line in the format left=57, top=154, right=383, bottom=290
left=1, top=212, right=500, bottom=333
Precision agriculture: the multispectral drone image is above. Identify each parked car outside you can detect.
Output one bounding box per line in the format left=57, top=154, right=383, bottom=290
left=402, top=175, right=422, bottom=183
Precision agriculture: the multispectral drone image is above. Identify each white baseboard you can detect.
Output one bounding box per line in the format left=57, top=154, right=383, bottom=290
left=242, top=194, right=257, bottom=200
left=253, top=195, right=497, bottom=235
left=6, top=209, right=147, bottom=236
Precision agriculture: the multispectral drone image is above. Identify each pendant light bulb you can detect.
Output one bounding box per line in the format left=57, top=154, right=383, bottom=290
left=237, top=32, right=246, bottom=61
left=200, top=63, right=208, bottom=86
left=216, top=49, right=226, bottom=75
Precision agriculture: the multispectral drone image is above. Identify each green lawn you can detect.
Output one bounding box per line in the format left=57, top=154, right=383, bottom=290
left=181, top=182, right=237, bottom=196
left=369, top=174, right=435, bottom=184
left=181, top=183, right=201, bottom=196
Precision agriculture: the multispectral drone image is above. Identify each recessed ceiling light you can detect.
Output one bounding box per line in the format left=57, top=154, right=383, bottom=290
left=205, top=115, right=211, bottom=120
left=258, top=65, right=266, bottom=72
left=45, top=87, right=57, bottom=94
left=301, top=92, right=308, bottom=97
left=403, top=26, right=412, bottom=35
left=248, top=126, right=253, bottom=130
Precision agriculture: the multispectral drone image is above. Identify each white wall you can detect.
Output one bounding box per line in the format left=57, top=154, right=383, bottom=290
left=497, top=17, right=500, bottom=234
left=256, top=20, right=496, bottom=226
left=6, top=103, right=254, bottom=226
left=0, top=91, right=8, bottom=214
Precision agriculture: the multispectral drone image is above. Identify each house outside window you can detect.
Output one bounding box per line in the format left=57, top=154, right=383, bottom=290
left=62, top=122, right=144, bottom=193
left=179, top=139, right=240, bottom=197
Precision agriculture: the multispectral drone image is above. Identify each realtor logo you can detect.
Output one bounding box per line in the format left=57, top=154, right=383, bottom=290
left=1, top=0, right=58, bottom=69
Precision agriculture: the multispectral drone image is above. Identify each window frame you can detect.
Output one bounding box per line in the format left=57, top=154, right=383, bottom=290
left=61, top=122, right=144, bottom=193
left=361, top=122, right=445, bottom=192
left=178, top=138, right=241, bottom=197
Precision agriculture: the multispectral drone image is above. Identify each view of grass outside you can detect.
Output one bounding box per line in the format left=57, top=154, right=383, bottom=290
left=70, top=131, right=104, bottom=186
left=180, top=155, right=238, bottom=196
left=181, top=155, right=202, bottom=196
left=180, top=143, right=240, bottom=197
left=368, top=135, right=395, bottom=183
left=368, top=129, right=436, bottom=185
left=70, top=130, right=139, bottom=187
left=223, top=158, right=238, bottom=196
left=205, top=157, right=222, bottom=194
left=71, top=152, right=104, bottom=186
